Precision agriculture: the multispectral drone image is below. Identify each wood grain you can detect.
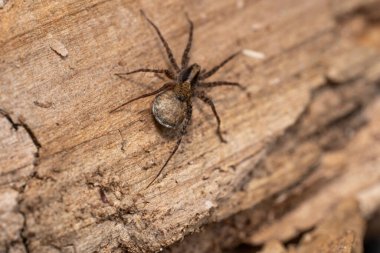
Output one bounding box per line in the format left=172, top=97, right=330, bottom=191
left=1, top=0, right=380, bottom=252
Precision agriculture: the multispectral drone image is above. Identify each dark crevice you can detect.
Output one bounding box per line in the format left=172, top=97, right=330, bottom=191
left=0, top=108, right=42, bottom=151
left=0, top=110, right=42, bottom=181
left=251, top=77, right=378, bottom=231
left=0, top=108, right=19, bottom=130
left=18, top=201, right=33, bottom=252
left=335, top=2, right=380, bottom=24
left=224, top=7, right=380, bottom=250
left=0, top=109, right=41, bottom=253
left=17, top=119, right=42, bottom=149
left=239, top=74, right=375, bottom=193
left=19, top=210, right=31, bottom=253
left=0, top=109, right=42, bottom=172
left=364, top=210, right=380, bottom=253
left=283, top=226, right=316, bottom=247
left=222, top=243, right=262, bottom=253
left=334, top=1, right=380, bottom=51
left=220, top=226, right=316, bottom=253
left=165, top=67, right=380, bottom=253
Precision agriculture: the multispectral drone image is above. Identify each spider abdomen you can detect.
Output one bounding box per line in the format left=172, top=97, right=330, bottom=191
left=111, top=12, right=243, bottom=187
left=152, top=90, right=186, bottom=129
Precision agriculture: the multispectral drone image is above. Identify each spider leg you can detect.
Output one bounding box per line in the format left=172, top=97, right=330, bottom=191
left=146, top=102, right=193, bottom=188
left=200, top=52, right=240, bottom=80
left=141, top=10, right=180, bottom=73
left=194, top=91, right=227, bottom=143
left=115, top=68, right=175, bottom=80
left=181, top=13, right=194, bottom=68
left=146, top=138, right=183, bottom=189
left=109, top=82, right=175, bottom=113
left=199, top=81, right=245, bottom=90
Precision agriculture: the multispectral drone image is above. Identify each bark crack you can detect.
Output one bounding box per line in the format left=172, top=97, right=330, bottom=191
left=0, top=109, right=41, bottom=253
left=165, top=70, right=380, bottom=253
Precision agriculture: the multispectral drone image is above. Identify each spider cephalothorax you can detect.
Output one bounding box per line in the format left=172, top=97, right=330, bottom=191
left=111, top=11, right=244, bottom=187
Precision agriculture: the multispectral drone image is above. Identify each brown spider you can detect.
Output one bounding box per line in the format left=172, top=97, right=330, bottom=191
left=111, top=11, right=244, bottom=188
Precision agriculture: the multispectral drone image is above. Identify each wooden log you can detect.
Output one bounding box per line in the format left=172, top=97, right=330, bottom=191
left=1, top=0, right=380, bottom=252
left=257, top=199, right=365, bottom=253
left=290, top=199, right=365, bottom=253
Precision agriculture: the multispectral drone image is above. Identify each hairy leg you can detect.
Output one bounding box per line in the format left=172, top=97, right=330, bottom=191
left=115, top=68, right=175, bottom=80
left=195, top=91, right=227, bottom=143
left=109, top=82, right=175, bottom=113
left=146, top=102, right=193, bottom=188
left=181, top=14, right=194, bottom=68
left=199, top=81, right=245, bottom=90
left=200, top=52, right=240, bottom=80
left=141, top=10, right=180, bottom=72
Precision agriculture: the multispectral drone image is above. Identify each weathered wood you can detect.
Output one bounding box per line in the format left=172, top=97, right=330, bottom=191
left=1, top=0, right=380, bottom=252
left=0, top=110, right=37, bottom=252
left=166, top=61, right=380, bottom=253
left=258, top=200, right=365, bottom=253
left=292, top=199, right=365, bottom=253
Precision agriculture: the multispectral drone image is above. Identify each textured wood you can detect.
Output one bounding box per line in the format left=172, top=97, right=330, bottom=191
left=0, top=111, right=37, bottom=252
left=291, top=199, right=365, bottom=253
left=258, top=200, right=365, bottom=253
left=166, top=63, right=380, bottom=253
left=1, top=0, right=380, bottom=252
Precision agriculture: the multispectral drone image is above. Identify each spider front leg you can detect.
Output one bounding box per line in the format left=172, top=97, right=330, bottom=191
left=109, top=82, right=175, bottom=113
left=181, top=13, right=194, bottom=69
left=194, top=91, right=227, bottom=143
left=199, top=81, right=245, bottom=90
left=115, top=68, right=175, bottom=80
left=141, top=11, right=180, bottom=73
left=146, top=102, right=193, bottom=188
left=200, top=51, right=240, bottom=80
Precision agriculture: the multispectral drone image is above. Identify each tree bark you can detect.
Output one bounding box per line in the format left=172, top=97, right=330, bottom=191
left=1, top=0, right=380, bottom=252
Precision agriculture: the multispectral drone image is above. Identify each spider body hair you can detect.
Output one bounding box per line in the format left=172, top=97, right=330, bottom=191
left=111, top=11, right=244, bottom=188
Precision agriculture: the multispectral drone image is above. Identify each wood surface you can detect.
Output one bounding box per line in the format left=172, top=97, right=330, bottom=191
left=1, top=0, right=380, bottom=252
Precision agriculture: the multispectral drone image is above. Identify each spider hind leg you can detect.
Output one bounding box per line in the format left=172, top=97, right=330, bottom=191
left=110, top=82, right=174, bottom=113
left=146, top=102, right=193, bottom=188
left=195, top=91, right=227, bottom=143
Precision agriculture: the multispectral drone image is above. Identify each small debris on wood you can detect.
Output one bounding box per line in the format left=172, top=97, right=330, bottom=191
left=0, top=0, right=8, bottom=9
left=269, top=78, right=281, bottom=85
left=118, top=129, right=127, bottom=152
left=99, top=188, right=108, bottom=204
left=49, top=37, right=68, bottom=58
left=33, top=101, right=53, bottom=108
left=242, top=49, right=266, bottom=60
left=252, top=23, right=265, bottom=32
left=204, top=200, right=216, bottom=209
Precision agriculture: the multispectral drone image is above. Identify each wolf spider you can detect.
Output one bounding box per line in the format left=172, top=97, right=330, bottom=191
left=111, top=11, right=244, bottom=188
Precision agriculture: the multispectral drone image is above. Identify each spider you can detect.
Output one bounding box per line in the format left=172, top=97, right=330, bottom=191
left=111, top=11, right=244, bottom=188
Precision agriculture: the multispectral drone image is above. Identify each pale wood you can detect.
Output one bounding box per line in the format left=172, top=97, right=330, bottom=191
left=290, top=199, right=365, bottom=253
left=0, top=111, right=37, bottom=252
left=258, top=200, right=365, bottom=253
left=167, top=68, right=380, bottom=253
left=1, top=0, right=380, bottom=252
